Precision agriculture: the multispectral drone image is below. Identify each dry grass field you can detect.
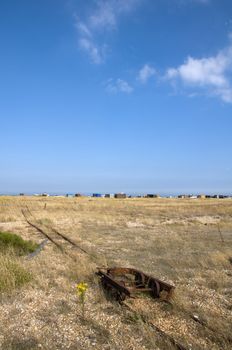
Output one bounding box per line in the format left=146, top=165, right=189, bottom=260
left=0, top=196, right=232, bottom=350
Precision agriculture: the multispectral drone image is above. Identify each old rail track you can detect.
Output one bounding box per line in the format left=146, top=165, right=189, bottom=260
left=21, top=207, right=90, bottom=256
left=122, top=300, right=187, bottom=350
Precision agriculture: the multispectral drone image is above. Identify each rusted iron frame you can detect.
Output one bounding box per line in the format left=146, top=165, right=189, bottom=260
left=108, top=267, right=174, bottom=294
left=98, top=270, right=132, bottom=297
left=97, top=267, right=175, bottom=299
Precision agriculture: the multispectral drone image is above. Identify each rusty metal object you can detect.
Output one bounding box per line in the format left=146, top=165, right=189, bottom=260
left=97, top=267, right=175, bottom=301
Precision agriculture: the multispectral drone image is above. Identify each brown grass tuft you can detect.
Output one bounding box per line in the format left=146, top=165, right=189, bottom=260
left=0, top=251, right=32, bottom=293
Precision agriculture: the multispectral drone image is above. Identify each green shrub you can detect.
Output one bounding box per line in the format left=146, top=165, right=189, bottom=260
left=0, top=252, right=32, bottom=292
left=0, top=231, right=38, bottom=256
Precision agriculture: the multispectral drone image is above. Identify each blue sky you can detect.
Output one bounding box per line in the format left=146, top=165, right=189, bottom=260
left=0, top=0, right=232, bottom=194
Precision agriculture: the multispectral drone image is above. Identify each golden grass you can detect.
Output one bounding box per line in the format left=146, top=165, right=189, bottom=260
left=0, top=251, right=32, bottom=293
left=0, top=196, right=232, bottom=349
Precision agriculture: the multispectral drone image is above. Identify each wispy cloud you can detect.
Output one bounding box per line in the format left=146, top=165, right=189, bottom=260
left=75, top=0, right=140, bottom=64
left=78, top=38, right=106, bottom=64
left=165, top=37, right=232, bottom=103
left=137, top=64, right=156, bottom=84
left=105, top=78, right=133, bottom=93
left=89, top=1, right=117, bottom=29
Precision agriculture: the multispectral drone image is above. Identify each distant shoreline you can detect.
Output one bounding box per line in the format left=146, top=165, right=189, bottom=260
left=0, top=193, right=231, bottom=199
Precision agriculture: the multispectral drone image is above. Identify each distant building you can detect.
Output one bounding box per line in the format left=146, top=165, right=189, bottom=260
left=92, top=193, right=102, bottom=198
left=74, top=193, right=82, bottom=197
left=197, top=194, right=206, bottom=199
left=212, top=194, right=228, bottom=199
left=114, top=193, right=127, bottom=199
left=146, top=194, right=160, bottom=198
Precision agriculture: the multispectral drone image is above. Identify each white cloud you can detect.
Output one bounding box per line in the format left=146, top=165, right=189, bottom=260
left=166, top=39, right=232, bottom=103
left=106, top=78, right=133, bottom=93
left=90, top=0, right=140, bottom=29
left=76, top=22, right=92, bottom=37
left=137, top=64, right=156, bottom=84
left=117, top=79, right=134, bottom=93
left=79, top=38, right=104, bottom=64
left=75, top=0, right=140, bottom=64
left=89, top=1, right=117, bottom=29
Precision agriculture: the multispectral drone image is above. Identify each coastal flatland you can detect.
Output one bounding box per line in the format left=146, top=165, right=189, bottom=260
left=0, top=196, right=231, bottom=349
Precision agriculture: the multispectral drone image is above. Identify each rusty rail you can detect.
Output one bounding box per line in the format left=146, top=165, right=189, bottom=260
left=123, top=301, right=187, bottom=350
left=22, top=208, right=90, bottom=256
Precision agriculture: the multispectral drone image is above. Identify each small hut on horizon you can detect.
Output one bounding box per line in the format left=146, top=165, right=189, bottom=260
left=114, top=193, right=127, bottom=199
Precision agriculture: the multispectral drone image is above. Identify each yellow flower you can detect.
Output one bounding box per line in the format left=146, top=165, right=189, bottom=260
left=76, top=282, right=88, bottom=318
left=76, top=282, right=88, bottom=295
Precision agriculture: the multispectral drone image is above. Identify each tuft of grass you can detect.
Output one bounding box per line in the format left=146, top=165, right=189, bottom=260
left=1, top=336, right=38, bottom=350
left=0, top=231, right=38, bottom=256
left=0, top=252, right=32, bottom=293
left=0, top=215, right=16, bottom=223
left=36, top=217, right=53, bottom=226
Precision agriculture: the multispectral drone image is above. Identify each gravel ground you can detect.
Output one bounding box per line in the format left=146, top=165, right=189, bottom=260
left=0, top=196, right=232, bottom=349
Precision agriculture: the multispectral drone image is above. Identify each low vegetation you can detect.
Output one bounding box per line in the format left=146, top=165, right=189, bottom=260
left=0, top=231, right=38, bottom=256
left=0, top=232, right=36, bottom=294
left=0, top=252, right=32, bottom=293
